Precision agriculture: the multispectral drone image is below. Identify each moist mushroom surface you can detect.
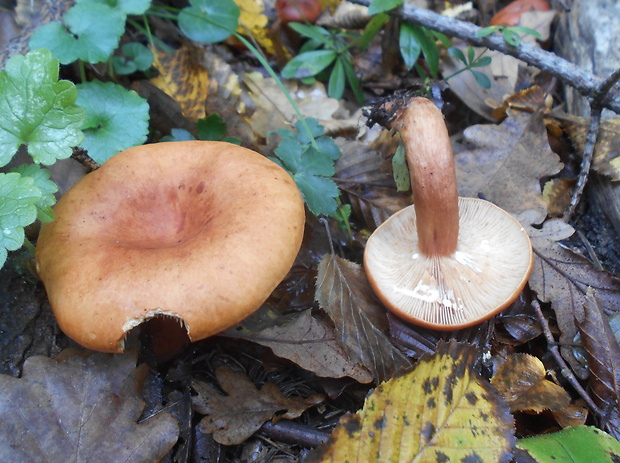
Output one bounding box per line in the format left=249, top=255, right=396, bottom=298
left=36, top=141, right=306, bottom=352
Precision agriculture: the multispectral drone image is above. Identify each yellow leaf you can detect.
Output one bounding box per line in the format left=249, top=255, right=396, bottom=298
left=307, top=341, right=515, bottom=463
left=234, top=0, right=275, bottom=55
left=491, top=353, right=571, bottom=413
left=150, top=46, right=209, bottom=121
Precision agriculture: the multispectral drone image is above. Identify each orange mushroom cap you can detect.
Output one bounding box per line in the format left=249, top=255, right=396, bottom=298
left=36, top=141, right=305, bottom=353
left=363, top=98, right=533, bottom=330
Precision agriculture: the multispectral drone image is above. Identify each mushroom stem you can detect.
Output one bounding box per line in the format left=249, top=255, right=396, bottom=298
left=392, top=97, right=459, bottom=257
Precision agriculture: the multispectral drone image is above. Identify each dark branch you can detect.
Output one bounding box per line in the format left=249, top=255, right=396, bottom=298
left=348, top=0, right=620, bottom=115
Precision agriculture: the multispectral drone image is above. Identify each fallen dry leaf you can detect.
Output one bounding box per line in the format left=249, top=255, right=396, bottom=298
left=227, top=307, right=373, bottom=383
left=550, top=113, right=620, bottom=180
left=577, top=289, right=620, bottom=439
left=192, top=365, right=325, bottom=445
left=335, top=138, right=410, bottom=230
left=243, top=73, right=358, bottom=136
left=491, top=353, right=571, bottom=413
left=0, top=349, right=179, bottom=462
left=150, top=45, right=209, bottom=121
left=455, top=111, right=562, bottom=224
left=315, top=253, right=411, bottom=383
left=306, top=341, right=514, bottom=463
left=528, top=219, right=620, bottom=378
left=234, top=0, right=274, bottom=54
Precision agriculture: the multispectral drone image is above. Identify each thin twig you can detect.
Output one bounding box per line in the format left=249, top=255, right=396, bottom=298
left=531, top=299, right=602, bottom=416
left=348, top=0, right=620, bottom=115
left=565, top=68, right=620, bottom=219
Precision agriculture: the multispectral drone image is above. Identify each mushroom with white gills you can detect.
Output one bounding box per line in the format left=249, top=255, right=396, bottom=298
left=35, top=141, right=306, bottom=353
left=363, top=97, right=533, bottom=330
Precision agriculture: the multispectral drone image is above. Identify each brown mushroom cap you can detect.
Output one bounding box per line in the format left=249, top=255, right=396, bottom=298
left=364, top=197, right=533, bottom=330
left=36, top=141, right=305, bottom=353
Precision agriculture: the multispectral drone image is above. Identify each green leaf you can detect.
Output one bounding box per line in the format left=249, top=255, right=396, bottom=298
left=295, top=118, right=324, bottom=145
left=368, top=0, right=403, bottom=15
left=315, top=136, right=340, bottom=160
left=400, top=22, right=422, bottom=70
left=288, top=23, right=332, bottom=45
left=414, top=26, right=439, bottom=77
left=357, top=13, right=389, bottom=51
left=0, top=172, right=42, bottom=267
left=111, top=42, right=154, bottom=75
left=160, top=128, right=196, bottom=142
left=178, top=0, right=240, bottom=44
left=448, top=46, right=467, bottom=65
left=471, top=56, right=492, bottom=67
left=79, top=0, right=152, bottom=15
left=503, top=28, right=522, bottom=47
left=392, top=144, right=410, bottom=191
left=76, top=81, right=149, bottom=164
left=517, top=426, right=620, bottom=463
left=509, top=26, right=541, bottom=38
left=10, top=164, right=58, bottom=223
left=477, top=26, right=500, bottom=38
left=197, top=114, right=227, bottom=141
left=328, top=58, right=345, bottom=100
left=29, top=3, right=126, bottom=64
left=271, top=121, right=342, bottom=217
left=341, top=57, right=364, bottom=105
left=471, top=70, right=491, bottom=89
left=281, top=50, right=337, bottom=79
left=0, top=49, right=85, bottom=167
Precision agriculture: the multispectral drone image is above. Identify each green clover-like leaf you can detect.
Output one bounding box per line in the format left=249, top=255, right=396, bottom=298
left=0, top=172, right=42, bottom=267
left=29, top=3, right=125, bottom=64
left=76, top=80, right=149, bottom=164
left=82, top=0, right=152, bottom=15
left=271, top=122, right=341, bottom=216
left=0, top=49, right=85, bottom=167
left=111, top=42, right=154, bottom=75
left=10, top=164, right=58, bottom=222
left=178, top=0, right=240, bottom=44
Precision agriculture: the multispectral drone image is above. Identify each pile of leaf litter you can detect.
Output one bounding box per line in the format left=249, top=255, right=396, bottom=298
left=2, top=0, right=620, bottom=461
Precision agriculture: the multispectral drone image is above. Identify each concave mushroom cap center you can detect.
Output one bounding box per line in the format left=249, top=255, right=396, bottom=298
left=36, top=141, right=306, bottom=353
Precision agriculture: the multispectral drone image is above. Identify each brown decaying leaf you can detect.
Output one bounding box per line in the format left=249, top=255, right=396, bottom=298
left=227, top=307, right=373, bottom=383
left=1, top=0, right=69, bottom=69
left=335, top=139, right=410, bottom=230
left=192, top=366, right=324, bottom=446
left=576, top=289, right=620, bottom=439
left=490, top=85, right=553, bottom=121
left=315, top=254, right=411, bottom=383
left=150, top=45, right=210, bottom=121
left=455, top=111, right=562, bottom=225
left=542, top=178, right=576, bottom=217
left=549, top=113, right=620, bottom=180
left=491, top=353, right=571, bottom=413
left=306, top=341, right=515, bottom=463
left=527, top=219, right=620, bottom=379
left=0, top=349, right=179, bottom=462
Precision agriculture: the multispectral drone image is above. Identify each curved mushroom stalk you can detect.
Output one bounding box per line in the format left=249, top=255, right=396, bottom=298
left=364, top=97, right=533, bottom=330
left=392, top=97, right=459, bottom=257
